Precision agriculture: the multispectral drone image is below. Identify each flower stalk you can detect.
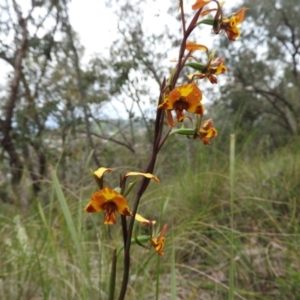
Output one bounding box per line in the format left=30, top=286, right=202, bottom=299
left=83, top=1, right=247, bottom=299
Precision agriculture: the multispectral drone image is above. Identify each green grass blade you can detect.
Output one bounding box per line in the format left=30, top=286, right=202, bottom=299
left=229, top=134, right=236, bottom=300
left=171, top=230, right=176, bottom=300
left=155, top=255, right=161, bottom=300
left=108, top=249, right=117, bottom=300
left=50, top=169, right=85, bottom=267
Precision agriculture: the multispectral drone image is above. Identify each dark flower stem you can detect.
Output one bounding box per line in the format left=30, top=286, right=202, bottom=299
left=120, top=215, right=128, bottom=246
left=118, top=5, right=203, bottom=300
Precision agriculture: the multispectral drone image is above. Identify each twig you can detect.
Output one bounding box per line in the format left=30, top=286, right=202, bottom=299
left=62, top=0, right=100, bottom=166
left=1, top=0, right=29, bottom=185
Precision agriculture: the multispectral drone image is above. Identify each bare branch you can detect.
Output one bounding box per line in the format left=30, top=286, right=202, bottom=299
left=1, top=0, right=29, bottom=184
left=77, top=130, right=135, bottom=154
left=62, top=0, right=100, bottom=166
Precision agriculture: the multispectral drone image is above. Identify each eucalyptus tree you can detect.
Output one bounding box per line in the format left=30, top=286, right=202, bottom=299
left=102, top=0, right=178, bottom=144
left=0, top=0, right=65, bottom=205
left=0, top=0, right=109, bottom=207
left=213, top=0, right=300, bottom=147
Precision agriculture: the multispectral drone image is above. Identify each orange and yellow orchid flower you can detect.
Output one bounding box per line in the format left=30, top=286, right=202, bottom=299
left=220, top=8, right=248, bottom=41
left=185, top=42, right=227, bottom=84
left=158, top=83, right=204, bottom=124
left=151, top=224, right=167, bottom=255
left=85, top=187, right=132, bottom=224
left=199, top=119, right=217, bottom=145
left=187, top=57, right=227, bottom=84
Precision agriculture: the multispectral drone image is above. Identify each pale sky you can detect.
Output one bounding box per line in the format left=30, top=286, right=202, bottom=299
left=68, top=0, right=242, bottom=118
left=0, top=0, right=242, bottom=118
left=69, top=0, right=240, bottom=62
left=69, top=1, right=116, bottom=62
left=0, top=0, right=240, bottom=78
left=69, top=0, right=176, bottom=63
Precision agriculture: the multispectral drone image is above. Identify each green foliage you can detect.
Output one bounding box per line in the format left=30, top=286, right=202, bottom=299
left=1, top=0, right=300, bottom=298
left=185, top=62, right=206, bottom=72
left=213, top=0, right=300, bottom=144
left=1, top=137, right=300, bottom=299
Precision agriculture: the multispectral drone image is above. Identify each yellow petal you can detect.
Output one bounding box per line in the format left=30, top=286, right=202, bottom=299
left=158, top=88, right=181, bottom=110
left=85, top=190, right=107, bottom=213
left=93, top=167, right=113, bottom=179
left=177, top=83, right=195, bottom=98
left=125, top=172, right=159, bottom=183
left=186, top=41, right=208, bottom=53
left=207, top=127, right=217, bottom=138
left=85, top=201, right=102, bottom=213
left=182, top=83, right=202, bottom=104
left=187, top=73, right=205, bottom=80
left=235, top=7, right=248, bottom=24
left=226, top=26, right=241, bottom=41
left=100, top=187, right=132, bottom=216
left=201, top=118, right=214, bottom=130
left=151, top=224, right=167, bottom=255
left=186, top=102, right=205, bottom=115
left=192, top=0, right=211, bottom=10
left=151, top=237, right=165, bottom=255
left=201, top=8, right=217, bottom=16
left=135, top=213, right=156, bottom=226
left=210, top=57, right=227, bottom=75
